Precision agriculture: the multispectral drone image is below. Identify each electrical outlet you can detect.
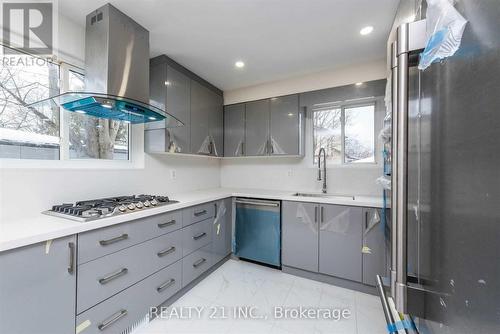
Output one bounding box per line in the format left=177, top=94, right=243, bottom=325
left=170, top=169, right=176, bottom=180
left=287, top=169, right=293, bottom=177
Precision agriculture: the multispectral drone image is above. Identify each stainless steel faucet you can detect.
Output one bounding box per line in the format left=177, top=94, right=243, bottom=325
left=317, top=148, right=327, bottom=194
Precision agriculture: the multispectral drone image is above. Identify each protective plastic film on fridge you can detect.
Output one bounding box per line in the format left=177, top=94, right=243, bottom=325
left=387, top=1, right=500, bottom=333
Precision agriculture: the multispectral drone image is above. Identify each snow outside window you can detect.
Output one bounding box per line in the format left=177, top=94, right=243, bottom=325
left=0, top=46, right=130, bottom=160
left=313, top=103, right=375, bottom=165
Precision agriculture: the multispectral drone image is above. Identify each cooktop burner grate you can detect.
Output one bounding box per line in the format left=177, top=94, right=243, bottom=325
left=43, top=195, right=178, bottom=222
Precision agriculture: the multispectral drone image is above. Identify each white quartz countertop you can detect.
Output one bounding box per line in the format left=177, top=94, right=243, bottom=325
left=0, top=188, right=386, bottom=252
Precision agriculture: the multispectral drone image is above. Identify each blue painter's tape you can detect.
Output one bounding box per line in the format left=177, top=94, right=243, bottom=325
left=387, top=320, right=417, bottom=333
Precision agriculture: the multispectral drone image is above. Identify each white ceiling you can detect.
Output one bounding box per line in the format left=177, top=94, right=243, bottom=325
left=59, top=0, right=399, bottom=91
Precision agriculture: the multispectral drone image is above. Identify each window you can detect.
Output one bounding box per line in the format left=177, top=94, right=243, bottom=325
left=313, top=103, right=375, bottom=165
left=65, top=70, right=129, bottom=160
left=0, top=48, right=60, bottom=159
left=0, top=46, right=130, bottom=161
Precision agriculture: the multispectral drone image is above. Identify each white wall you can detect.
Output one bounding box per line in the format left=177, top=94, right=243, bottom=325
left=0, top=153, right=220, bottom=222
left=224, top=59, right=386, bottom=105
left=221, top=61, right=387, bottom=197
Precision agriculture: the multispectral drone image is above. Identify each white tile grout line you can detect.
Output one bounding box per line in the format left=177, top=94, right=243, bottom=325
left=354, top=291, right=360, bottom=334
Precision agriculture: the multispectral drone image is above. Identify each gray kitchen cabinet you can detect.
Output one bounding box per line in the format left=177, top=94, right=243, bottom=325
left=223, top=94, right=304, bottom=157
left=190, top=80, right=212, bottom=155
left=362, top=208, right=389, bottom=286
left=77, top=230, right=183, bottom=313
left=212, top=198, right=233, bottom=264
left=319, top=204, right=363, bottom=282
left=164, top=65, right=191, bottom=153
left=145, top=61, right=191, bottom=153
left=209, top=92, right=224, bottom=156
left=0, top=235, right=76, bottom=334
left=224, top=104, right=245, bottom=157
left=270, top=94, right=302, bottom=155
left=146, top=55, right=223, bottom=156
left=282, top=201, right=319, bottom=272
left=182, top=244, right=213, bottom=287
left=245, top=99, right=270, bottom=156
left=76, top=260, right=182, bottom=334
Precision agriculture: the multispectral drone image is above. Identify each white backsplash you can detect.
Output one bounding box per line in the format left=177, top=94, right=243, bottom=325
left=220, top=157, right=383, bottom=196
left=0, top=154, right=220, bottom=222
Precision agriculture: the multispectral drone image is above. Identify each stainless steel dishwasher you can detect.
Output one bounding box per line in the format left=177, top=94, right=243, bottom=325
left=234, top=198, right=281, bottom=267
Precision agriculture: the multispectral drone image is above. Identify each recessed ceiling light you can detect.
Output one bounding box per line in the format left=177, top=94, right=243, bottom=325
left=75, top=110, right=86, bottom=114
left=235, top=61, right=245, bottom=68
left=355, top=82, right=363, bottom=86
left=148, top=116, right=156, bottom=120
left=360, top=26, right=374, bottom=36
left=164, top=81, right=170, bottom=86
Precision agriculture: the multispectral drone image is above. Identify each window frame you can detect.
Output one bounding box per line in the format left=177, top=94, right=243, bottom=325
left=312, top=100, right=377, bottom=166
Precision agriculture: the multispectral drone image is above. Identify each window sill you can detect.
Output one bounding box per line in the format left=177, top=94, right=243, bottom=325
left=0, top=157, right=145, bottom=170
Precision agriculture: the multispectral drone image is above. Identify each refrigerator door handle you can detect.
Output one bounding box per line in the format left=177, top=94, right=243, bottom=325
left=395, top=22, right=410, bottom=313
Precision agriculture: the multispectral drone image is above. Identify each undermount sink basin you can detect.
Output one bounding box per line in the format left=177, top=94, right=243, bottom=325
left=292, top=193, right=356, bottom=200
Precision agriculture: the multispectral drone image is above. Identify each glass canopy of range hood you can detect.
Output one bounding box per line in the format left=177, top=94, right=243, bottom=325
left=27, top=92, right=184, bottom=126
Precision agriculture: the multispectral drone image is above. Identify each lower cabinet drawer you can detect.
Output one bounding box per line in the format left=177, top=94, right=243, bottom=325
left=183, top=202, right=215, bottom=226
left=182, top=244, right=212, bottom=287
left=78, top=210, right=182, bottom=265
left=76, top=261, right=182, bottom=334
left=77, top=230, right=182, bottom=313
left=182, top=218, right=213, bottom=256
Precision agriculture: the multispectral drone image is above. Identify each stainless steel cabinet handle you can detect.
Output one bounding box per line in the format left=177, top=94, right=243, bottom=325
left=241, top=142, right=245, bottom=156
left=98, top=268, right=128, bottom=285
left=314, top=206, right=318, bottom=223
left=158, top=220, right=176, bottom=228
left=193, top=258, right=206, bottom=268
left=97, top=309, right=128, bottom=331
left=156, top=279, right=176, bottom=293
left=194, top=209, right=207, bottom=217
left=193, top=232, right=207, bottom=240
left=365, top=211, right=369, bottom=230
left=214, top=203, right=217, bottom=219
left=67, top=242, right=75, bottom=274
left=99, top=234, right=128, bottom=246
left=320, top=207, right=325, bottom=223
left=235, top=199, right=280, bottom=207
left=157, top=246, right=176, bottom=257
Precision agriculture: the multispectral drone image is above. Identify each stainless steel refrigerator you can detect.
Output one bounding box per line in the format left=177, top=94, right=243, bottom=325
left=388, top=1, right=500, bottom=333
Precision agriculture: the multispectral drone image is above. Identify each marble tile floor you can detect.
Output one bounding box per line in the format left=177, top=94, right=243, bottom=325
left=134, top=259, right=387, bottom=334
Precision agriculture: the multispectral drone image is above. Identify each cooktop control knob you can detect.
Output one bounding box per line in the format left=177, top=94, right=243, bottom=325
left=127, top=203, right=136, bottom=210
left=143, top=200, right=151, bottom=207
left=135, top=202, right=144, bottom=209
left=151, top=199, right=158, bottom=206
left=118, top=205, right=127, bottom=212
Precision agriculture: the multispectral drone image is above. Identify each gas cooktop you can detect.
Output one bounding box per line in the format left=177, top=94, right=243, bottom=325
left=43, top=195, right=179, bottom=222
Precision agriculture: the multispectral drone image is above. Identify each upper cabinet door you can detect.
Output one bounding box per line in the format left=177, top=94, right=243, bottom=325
left=245, top=99, right=270, bottom=156
left=190, top=80, right=211, bottom=154
left=270, top=94, right=301, bottom=155
left=208, top=92, right=224, bottom=156
left=166, top=65, right=191, bottom=153
left=224, top=104, right=245, bottom=157
left=318, top=204, right=363, bottom=282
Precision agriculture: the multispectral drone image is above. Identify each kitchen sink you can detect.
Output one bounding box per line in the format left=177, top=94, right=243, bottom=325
left=292, top=193, right=355, bottom=200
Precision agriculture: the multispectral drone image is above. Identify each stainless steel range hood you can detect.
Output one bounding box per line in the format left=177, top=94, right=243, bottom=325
left=30, top=3, right=182, bottom=126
